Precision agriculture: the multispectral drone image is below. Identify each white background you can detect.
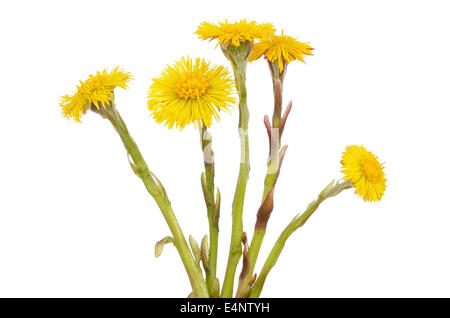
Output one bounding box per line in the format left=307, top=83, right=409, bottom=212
left=1, top=0, right=449, bottom=298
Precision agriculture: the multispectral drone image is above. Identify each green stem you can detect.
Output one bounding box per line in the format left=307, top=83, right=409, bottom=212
left=102, top=106, right=209, bottom=298
left=199, top=125, right=219, bottom=293
left=248, top=180, right=352, bottom=298
left=236, top=127, right=279, bottom=297
left=236, top=170, right=277, bottom=297
left=236, top=61, right=286, bottom=297
left=221, top=43, right=251, bottom=298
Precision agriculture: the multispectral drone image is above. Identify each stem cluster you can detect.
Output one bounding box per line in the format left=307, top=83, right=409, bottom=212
left=86, top=44, right=353, bottom=298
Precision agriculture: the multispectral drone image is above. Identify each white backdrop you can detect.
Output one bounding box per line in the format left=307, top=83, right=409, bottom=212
left=1, top=0, right=450, bottom=297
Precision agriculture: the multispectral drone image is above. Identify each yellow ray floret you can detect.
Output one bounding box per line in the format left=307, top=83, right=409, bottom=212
left=60, top=67, right=132, bottom=122
left=250, top=31, right=313, bottom=72
left=148, top=57, right=236, bottom=130
left=341, top=145, right=387, bottom=202
left=196, top=19, right=275, bottom=47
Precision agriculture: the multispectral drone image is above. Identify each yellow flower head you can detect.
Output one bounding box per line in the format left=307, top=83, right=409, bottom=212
left=195, top=19, right=275, bottom=47
left=341, top=145, right=387, bottom=202
left=60, top=67, right=132, bottom=122
left=250, top=31, right=314, bottom=72
left=147, top=57, right=236, bottom=129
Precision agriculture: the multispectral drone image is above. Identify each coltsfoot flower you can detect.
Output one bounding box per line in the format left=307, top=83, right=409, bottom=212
left=250, top=31, right=313, bottom=73
left=59, top=67, right=132, bottom=122
left=196, top=19, right=275, bottom=47
left=147, top=57, right=236, bottom=129
left=341, top=145, right=387, bottom=202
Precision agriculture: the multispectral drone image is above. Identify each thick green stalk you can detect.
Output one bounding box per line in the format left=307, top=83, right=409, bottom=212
left=236, top=170, right=276, bottom=297
left=221, top=42, right=252, bottom=298
left=249, top=180, right=352, bottom=298
left=199, top=125, right=219, bottom=293
left=236, top=133, right=280, bottom=297
left=102, top=106, right=209, bottom=298
left=236, top=67, right=286, bottom=297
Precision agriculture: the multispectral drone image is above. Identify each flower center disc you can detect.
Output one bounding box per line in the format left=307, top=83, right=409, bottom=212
left=176, top=74, right=209, bottom=100
left=362, top=158, right=383, bottom=181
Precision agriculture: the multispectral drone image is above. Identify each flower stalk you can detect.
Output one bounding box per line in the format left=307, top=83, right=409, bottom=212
left=236, top=78, right=291, bottom=297
left=199, top=125, right=220, bottom=294
left=99, top=105, right=209, bottom=298
left=249, top=180, right=353, bottom=298
left=221, top=42, right=252, bottom=298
